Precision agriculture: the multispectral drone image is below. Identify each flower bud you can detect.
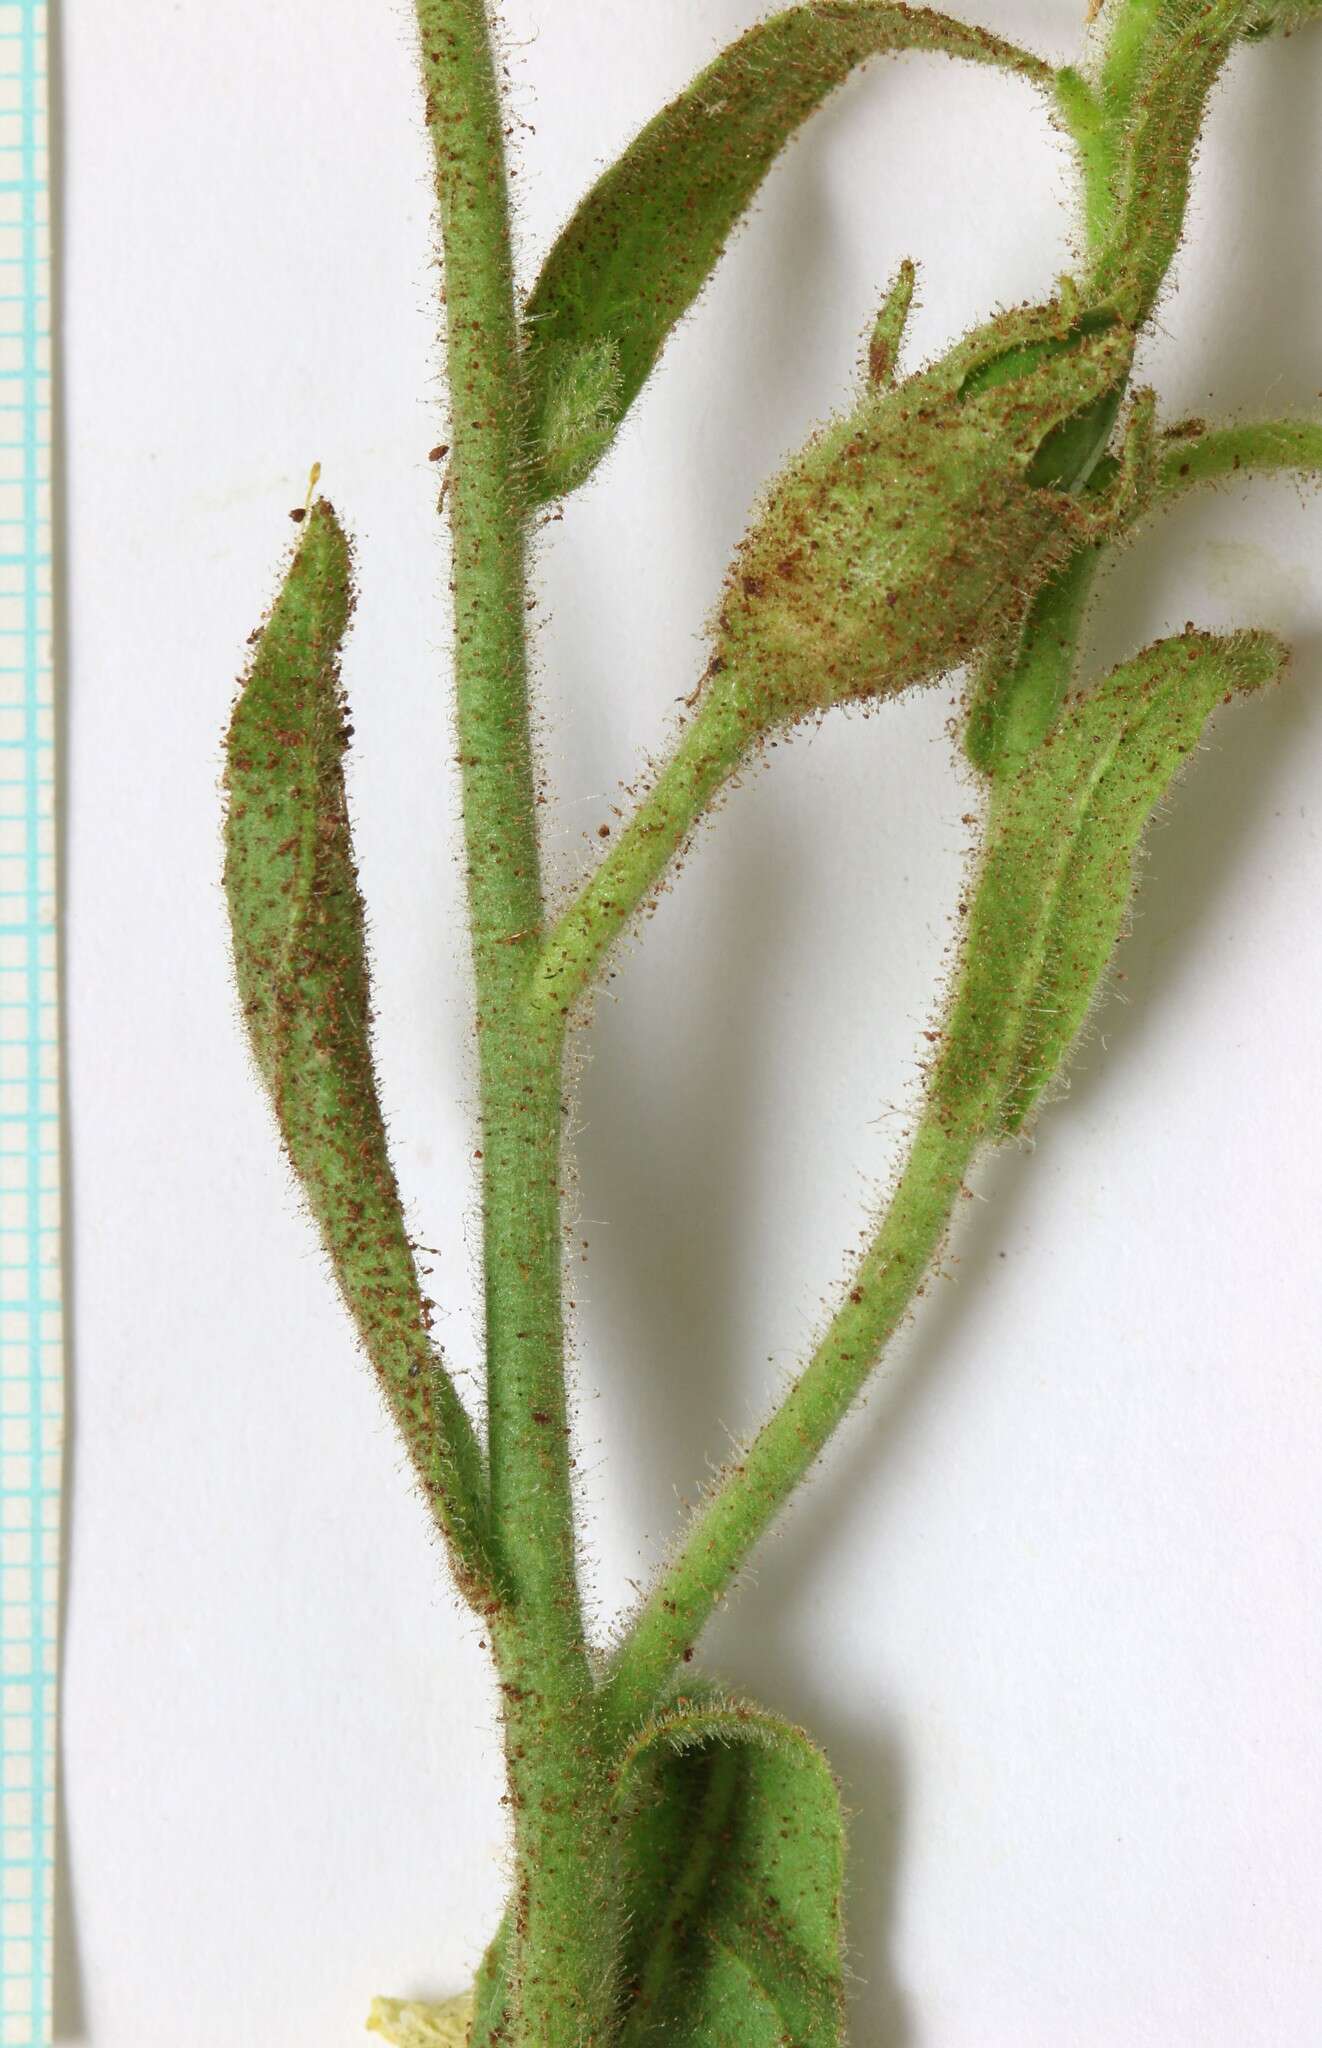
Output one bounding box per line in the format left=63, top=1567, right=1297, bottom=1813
left=715, top=298, right=1134, bottom=723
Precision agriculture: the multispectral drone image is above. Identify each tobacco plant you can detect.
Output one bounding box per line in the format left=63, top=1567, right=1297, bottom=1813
left=221, top=1, right=1321, bottom=2040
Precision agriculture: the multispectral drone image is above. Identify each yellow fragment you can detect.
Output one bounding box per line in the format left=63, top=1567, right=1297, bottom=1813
left=366, top=1990, right=474, bottom=2046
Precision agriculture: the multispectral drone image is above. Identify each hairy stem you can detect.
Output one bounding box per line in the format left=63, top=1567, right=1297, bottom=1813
left=415, top=2, right=616, bottom=2038
left=1156, top=417, right=1322, bottom=495
left=602, top=661, right=1133, bottom=1717
left=1053, top=63, right=1116, bottom=253
left=1088, top=0, right=1247, bottom=323
left=530, top=675, right=754, bottom=1021
left=600, top=1091, right=983, bottom=1736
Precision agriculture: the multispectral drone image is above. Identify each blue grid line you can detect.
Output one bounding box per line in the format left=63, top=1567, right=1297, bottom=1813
left=0, top=4, right=55, bottom=2044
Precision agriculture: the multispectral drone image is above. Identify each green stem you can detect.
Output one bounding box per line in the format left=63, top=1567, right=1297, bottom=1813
left=1096, top=0, right=1168, bottom=110
left=1053, top=64, right=1113, bottom=254
left=530, top=675, right=754, bottom=1022
left=1088, top=0, right=1247, bottom=324
left=414, top=3, right=616, bottom=2039
left=415, top=0, right=566, bottom=1628
left=1156, top=417, right=1322, bottom=495
left=599, top=1091, right=984, bottom=1736
left=1088, top=0, right=1165, bottom=221
left=604, top=922, right=1033, bottom=1738
left=1066, top=0, right=1209, bottom=261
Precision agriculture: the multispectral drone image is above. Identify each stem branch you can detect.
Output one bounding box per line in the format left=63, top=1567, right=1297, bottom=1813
left=530, top=675, right=754, bottom=1021
left=1156, top=418, right=1322, bottom=495
left=599, top=1097, right=981, bottom=1736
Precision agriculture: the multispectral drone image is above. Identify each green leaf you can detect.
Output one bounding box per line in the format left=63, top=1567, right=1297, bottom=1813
left=963, top=534, right=1105, bottom=780
left=223, top=501, right=492, bottom=1595
left=522, top=2, right=1049, bottom=500
left=613, top=1693, right=847, bottom=2046
left=938, top=629, right=1286, bottom=1145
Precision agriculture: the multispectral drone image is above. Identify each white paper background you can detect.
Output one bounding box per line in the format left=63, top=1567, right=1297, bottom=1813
left=58, top=2, right=1322, bottom=2042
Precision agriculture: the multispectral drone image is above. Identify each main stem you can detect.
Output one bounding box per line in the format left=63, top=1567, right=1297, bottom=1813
left=415, top=5, right=617, bottom=2040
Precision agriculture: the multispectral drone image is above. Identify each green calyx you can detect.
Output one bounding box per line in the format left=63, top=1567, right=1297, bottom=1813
left=715, top=298, right=1134, bottom=724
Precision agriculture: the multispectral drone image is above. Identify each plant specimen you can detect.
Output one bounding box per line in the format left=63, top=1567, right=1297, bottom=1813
left=220, top=0, right=1320, bottom=2040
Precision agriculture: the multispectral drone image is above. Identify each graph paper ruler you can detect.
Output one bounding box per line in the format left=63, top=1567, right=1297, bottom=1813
left=0, top=3, right=57, bottom=2044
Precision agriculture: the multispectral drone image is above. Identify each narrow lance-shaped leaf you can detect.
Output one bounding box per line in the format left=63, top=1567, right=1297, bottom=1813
left=522, top=1, right=1050, bottom=500
left=939, top=628, right=1286, bottom=1145
left=1001, top=628, right=1286, bottom=1127
left=223, top=501, right=494, bottom=1602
